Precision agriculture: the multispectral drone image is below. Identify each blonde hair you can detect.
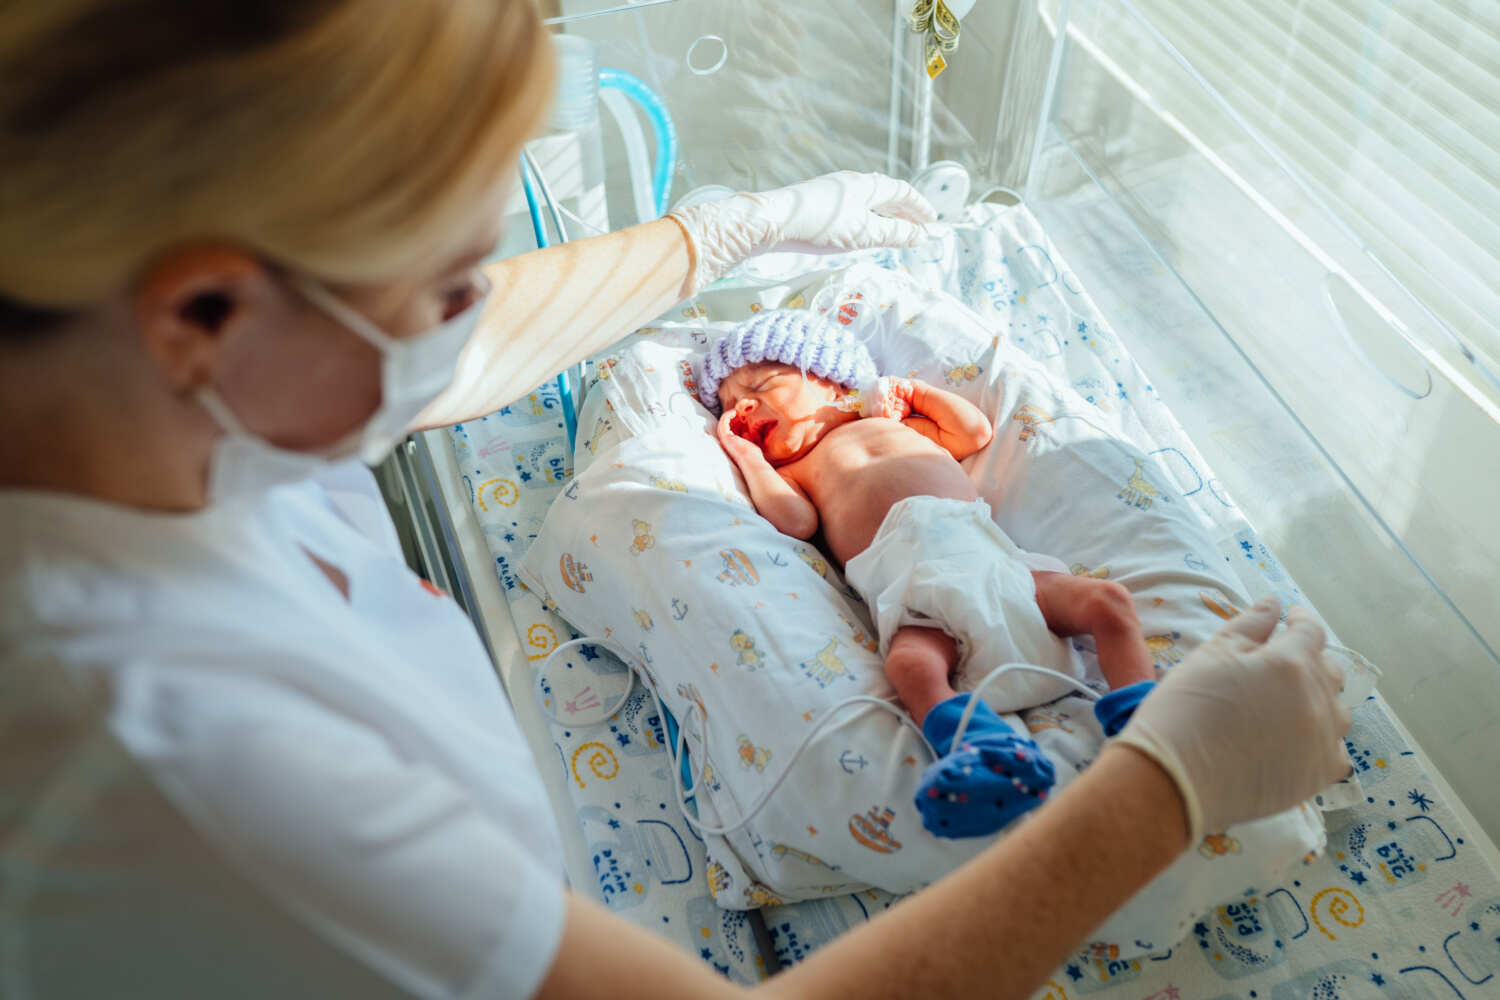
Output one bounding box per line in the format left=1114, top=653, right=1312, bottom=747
left=0, top=0, right=555, bottom=313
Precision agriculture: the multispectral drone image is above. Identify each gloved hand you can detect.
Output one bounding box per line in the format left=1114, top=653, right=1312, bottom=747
left=1113, top=597, right=1353, bottom=842
left=668, top=171, right=937, bottom=295
left=859, top=375, right=917, bottom=420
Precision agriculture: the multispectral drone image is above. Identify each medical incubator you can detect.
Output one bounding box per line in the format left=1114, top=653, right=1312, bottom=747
left=373, top=0, right=1500, bottom=990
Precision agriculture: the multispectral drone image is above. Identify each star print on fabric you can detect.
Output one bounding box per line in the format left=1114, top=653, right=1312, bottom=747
left=578, top=644, right=600, bottom=661
left=1065, top=963, right=1083, bottom=981
left=1408, top=788, right=1434, bottom=812
left=1371, top=973, right=1385, bottom=986
left=608, top=819, right=621, bottom=829
left=700, top=948, right=713, bottom=960
left=1077, top=320, right=1088, bottom=333
left=1350, top=870, right=1368, bottom=885
left=1193, top=921, right=1209, bottom=937
left=519, top=470, right=532, bottom=482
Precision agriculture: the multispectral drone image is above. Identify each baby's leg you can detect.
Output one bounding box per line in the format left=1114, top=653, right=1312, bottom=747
left=1031, top=570, right=1157, bottom=737
left=1030, top=571, right=1155, bottom=688
left=894, top=628, right=1057, bottom=839
left=883, top=625, right=960, bottom=725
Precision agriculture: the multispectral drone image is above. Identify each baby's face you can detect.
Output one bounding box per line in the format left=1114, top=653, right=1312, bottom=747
left=717, top=362, right=856, bottom=464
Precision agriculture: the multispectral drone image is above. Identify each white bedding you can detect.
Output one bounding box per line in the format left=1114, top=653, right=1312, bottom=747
left=442, top=203, right=1500, bottom=993
left=518, top=254, right=1334, bottom=955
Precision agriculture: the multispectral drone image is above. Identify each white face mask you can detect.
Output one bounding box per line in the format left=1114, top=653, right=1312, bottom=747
left=198, top=270, right=491, bottom=501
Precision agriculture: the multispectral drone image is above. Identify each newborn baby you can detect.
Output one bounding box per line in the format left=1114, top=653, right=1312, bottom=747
left=699, top=309, right=1158, bottom=839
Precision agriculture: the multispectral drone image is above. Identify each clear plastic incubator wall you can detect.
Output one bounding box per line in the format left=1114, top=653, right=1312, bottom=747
left=380, top=0, right=1500, bottom=981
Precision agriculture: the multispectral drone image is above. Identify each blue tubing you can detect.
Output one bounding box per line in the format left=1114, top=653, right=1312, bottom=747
left=597, top=68, right=677, bottom=215
left=519, top=157, right=579, bottom=448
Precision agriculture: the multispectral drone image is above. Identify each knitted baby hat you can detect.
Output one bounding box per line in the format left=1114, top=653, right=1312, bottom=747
left=696, top=309, right=877, bottom=415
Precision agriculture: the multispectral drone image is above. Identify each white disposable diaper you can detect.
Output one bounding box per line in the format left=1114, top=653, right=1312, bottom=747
left=844, top=495, right=1088, bottom=712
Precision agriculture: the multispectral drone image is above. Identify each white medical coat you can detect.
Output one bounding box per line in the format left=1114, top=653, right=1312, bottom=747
left=0, top=463, right=566, bottom=999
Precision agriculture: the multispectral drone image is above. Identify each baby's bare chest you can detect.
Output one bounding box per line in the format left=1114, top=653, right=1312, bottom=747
left=784, top=421, right=978, bottom=559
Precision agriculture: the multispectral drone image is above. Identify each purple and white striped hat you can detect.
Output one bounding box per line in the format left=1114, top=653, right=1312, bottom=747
left=696, top=309, right=877, bottom=415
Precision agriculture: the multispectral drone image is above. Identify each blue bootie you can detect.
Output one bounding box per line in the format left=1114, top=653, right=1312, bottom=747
left=914, top=694, right=1056, bottom=839
left=1093, top=680, right=1157, bottom=737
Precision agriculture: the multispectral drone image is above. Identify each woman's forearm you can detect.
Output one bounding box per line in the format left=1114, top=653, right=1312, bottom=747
left=418, top=217, right=693, bottom=429
left=774, top=742, right=1189, bottom=999
left=537, top=743, right=1188, bottom=1000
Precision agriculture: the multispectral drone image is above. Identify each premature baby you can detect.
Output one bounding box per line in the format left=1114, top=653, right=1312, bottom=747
left=699, top=309, right=1158, bottom=839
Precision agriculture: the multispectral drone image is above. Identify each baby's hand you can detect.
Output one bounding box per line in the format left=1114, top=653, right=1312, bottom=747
left=717, top=409, right=769, bottom=467
left=860, top=376, right=916, bottom=420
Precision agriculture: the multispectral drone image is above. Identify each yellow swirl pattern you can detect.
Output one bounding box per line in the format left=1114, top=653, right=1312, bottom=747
left=476, top=478, right=519, bottom=511
left=1036, top=982, right=1070, bottom=1000
left=525, top=623, right=558, bottom=660
left=571, top=742, right=619, bottom=788
left=1310, top=887, right=1365, bottom=941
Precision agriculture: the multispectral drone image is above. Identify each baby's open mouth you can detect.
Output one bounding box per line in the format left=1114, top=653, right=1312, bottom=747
left=731, top=413, right=777, bottom=448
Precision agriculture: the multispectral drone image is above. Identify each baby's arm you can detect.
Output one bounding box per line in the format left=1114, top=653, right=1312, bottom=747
left=901, top=380, right=993, bottom=460
left=715, top=411, right=820, bottom=539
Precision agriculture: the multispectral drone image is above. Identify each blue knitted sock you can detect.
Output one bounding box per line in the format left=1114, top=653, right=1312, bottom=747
left=1093, top=680, right=1157, bottom=737
left=914, top=694, right=1056, bottom=839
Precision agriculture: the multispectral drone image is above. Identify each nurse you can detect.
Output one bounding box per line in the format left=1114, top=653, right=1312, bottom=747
left=0, top=2, right=1351, bottom=998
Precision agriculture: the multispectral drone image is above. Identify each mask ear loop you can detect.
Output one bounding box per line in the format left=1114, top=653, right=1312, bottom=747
left=537, top=638, right=1097, bottom=838
left=286, top=274, right=400, bottom=352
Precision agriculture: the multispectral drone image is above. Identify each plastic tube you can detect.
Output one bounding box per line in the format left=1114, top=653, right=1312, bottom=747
left=597, top=68, right=677, bottom=215
left=518, top=156, right=579, bottom=449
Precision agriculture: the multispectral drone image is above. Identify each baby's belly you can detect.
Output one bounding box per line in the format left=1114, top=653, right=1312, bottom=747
left=810, top=452, right=979, bottom=564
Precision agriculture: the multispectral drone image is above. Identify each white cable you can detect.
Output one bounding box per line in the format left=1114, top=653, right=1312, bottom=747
left=533, top=636, right=642, bottom=728
left=948, top=663, right=1100, bottom=749
left=521, top=147, right=571, bottom=245
left=535, top=637, right=1093, bottom=838
left=555, top=200, right=611, bottom=239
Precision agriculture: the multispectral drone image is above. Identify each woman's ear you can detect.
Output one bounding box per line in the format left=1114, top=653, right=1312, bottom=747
left=130, top=247, right=278, bottom=392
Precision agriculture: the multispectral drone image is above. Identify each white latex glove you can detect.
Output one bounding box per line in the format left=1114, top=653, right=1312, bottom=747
left=1114, top=597, right=1353, bottom=842
left=668, top=171, right=937, bottom=295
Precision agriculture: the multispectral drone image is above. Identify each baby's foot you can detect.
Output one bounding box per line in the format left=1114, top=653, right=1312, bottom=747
left=1092, top=679, right=1157, bottom=737
left=914, top=694, right=1056, bottom=839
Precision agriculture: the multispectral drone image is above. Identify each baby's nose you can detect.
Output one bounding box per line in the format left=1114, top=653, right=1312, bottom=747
left=734, top=397, right=758, bottom=416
